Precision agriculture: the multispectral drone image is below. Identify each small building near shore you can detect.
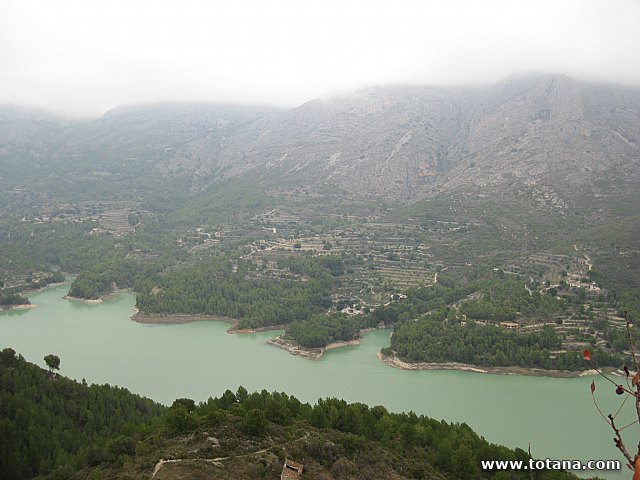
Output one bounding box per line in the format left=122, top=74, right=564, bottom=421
left=281, top=459, right=304, bottom=479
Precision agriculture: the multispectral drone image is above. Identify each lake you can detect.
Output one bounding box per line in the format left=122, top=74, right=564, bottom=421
left=0, top=283, right=633, bottom=479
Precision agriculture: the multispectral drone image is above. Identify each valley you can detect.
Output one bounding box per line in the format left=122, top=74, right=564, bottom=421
left=1, top=74, right=639, bottom=479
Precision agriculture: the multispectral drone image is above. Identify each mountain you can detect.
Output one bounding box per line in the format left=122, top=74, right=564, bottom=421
left=0, top=106, right=76, bottom=181
left=58, top=103, right=278, bottom=180
left=2, top=75, right=638, bottom=207
left=211, top=74, right=640, bottom=203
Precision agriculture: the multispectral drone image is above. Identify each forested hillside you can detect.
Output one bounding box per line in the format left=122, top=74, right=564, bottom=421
left=0, top=348, right=165, bottom=479
left=136, top=255, right=339, bottom=328
left=0, top=350, right=579, bottom=480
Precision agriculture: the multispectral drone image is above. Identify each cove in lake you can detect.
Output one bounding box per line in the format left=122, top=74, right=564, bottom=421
left=0, top=283, right=632, bottom=480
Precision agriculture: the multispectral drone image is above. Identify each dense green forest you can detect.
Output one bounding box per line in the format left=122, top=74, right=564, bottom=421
left=0, top=292, right=30, bottom=306
left=384, top=310, right=622, bottom=370
left=0, top=350, right=578, bottom=480
left=136, top=255, right=339, bottom=328
left=65, top=222, right=183, bottom=299
left=286, top=313, right=361, bottom=348
left=130, top=258, right=640, bottom=368
left=0, top=348, right=165, bottom=479
left=67, top=257, right=168, bottom=299
left=0, top=219, right=119, bottom=275
left=602, top=284, right=640, bottom=322
left=0, top=216, right=182, bottom=300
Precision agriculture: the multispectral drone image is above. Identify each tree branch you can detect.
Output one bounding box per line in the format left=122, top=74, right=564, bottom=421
left=609, top=414, right=635, bottom=469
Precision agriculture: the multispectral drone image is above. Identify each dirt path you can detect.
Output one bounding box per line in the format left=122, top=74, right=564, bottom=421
left=573, top=244, right=592, bottom=271
left=150, top=431, right=310, bottom=478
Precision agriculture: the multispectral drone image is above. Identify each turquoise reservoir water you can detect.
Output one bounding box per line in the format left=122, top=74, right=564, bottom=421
left=0, top=283, right=633, bottom=479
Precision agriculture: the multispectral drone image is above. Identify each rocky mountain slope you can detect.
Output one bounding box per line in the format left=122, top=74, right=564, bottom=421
left=215, top=75, right=640, bottom=202
left=1, top=74, right=639, bottom=204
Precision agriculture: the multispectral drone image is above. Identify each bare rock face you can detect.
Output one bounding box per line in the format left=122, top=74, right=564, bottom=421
left=207, top=74, right=640, bottom=201
left=213, top=84, right=470, bottom=200
left=1, top=75, right=639, bottom=203
left=438, top=76, right=640, bottom=194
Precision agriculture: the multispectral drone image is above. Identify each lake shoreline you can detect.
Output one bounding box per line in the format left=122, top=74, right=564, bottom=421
left=0, top=279, right=70, bottom=311
left=376, top=352, right=597, bottom=378
left=128, top=308, right=599, bottom=378
left=64, top=285, right=135, bottom=304
left=0, top=276, right=622, bottom=479
left=25, top=280, right=69, bottom=295
left=0, top=303, right=38, bottom=311
left=131, top=311, right=286, bottom=335
left=64, top=295, right=104, bottom=304
left=268, top=335, right=360, bottom=360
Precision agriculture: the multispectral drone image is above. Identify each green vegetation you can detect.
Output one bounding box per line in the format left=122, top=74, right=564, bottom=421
left=68, top=257, right=167, bottom=299
left=136, top=256, right=338, bottom=328
left=0, top=292, right=30, bottom=306
left=1, top=154, right=638, bottom=375
left=361, top=274, right=562, bottom=330
left=286, top=313, right=360, bottom=348
left=0, top=216, right=181, bottom=300
left=364, top=278, right=476, bottom=328
left=597, top=282, right=640, bottom=322
left=458, top=277, right=561, bottom=322
left=0, top=350, right=578, bottom=480
left=385, top=313, right=620, bottom=370
left=64, top=221, right=183, bottom=299
left=165, top=179, right=277, bottom=228
left=0, top=348, right=165, bottom=479
left=0, top=219, right=117, bottom=275
left=43, top=354, right=60, bottom=373
left=365, top=273, right=636, bottom=371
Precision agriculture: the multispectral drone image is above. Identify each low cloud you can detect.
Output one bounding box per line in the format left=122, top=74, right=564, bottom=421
left=1, top=0, right=638, bottom=118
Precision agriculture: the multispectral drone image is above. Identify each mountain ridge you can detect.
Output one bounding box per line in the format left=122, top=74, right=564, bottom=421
left=1, top=74, right=639, bottom=205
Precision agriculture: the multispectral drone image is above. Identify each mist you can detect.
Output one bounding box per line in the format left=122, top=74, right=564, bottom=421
left=1, top=0, right=639, bottom=118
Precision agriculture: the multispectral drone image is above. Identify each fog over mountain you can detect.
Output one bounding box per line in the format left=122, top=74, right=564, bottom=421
left=1, top=75, right=639, bottom=207
left=1, top=0, right=639, bottom=117
left=4, top=6, right=640, bottom=480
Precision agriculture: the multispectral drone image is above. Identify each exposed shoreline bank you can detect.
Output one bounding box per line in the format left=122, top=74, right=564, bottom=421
left=268, top=335, right=360, bottom=360
left=130, top=311, right=285, bottom=335
left=64, top=286, right=131, bottom=304
left=64, top=295, right=105, bottom=304
left=376, top=352, right=598, bottom=378
left=132, top=311, right=237, bottom=326
left=30, top=280, right=69, bottom=294
left=0, top=303, right=38, bottom=311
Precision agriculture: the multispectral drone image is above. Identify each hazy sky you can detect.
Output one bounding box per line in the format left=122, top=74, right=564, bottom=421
left=1, top=0, right=639, bottom=117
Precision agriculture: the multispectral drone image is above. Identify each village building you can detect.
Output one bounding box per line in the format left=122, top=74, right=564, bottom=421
left=499, top=321, right=519, bottom=329
left=280, top=459, right=304, bottom=480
